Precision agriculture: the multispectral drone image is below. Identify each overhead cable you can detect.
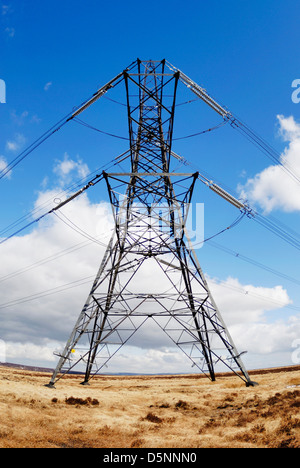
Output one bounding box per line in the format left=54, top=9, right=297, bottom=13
left=0, top=149, right=130, bottom=240
left=0, top=70, right=128, bottom=181
left=165, top=60, right=300, bottom=187
left=0, top=173, right=104, bottom=246
left=207, top=240, right=300, bottom=287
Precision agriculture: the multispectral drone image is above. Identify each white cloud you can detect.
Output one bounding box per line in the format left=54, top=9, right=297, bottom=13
left=0, top=156, right=11, bottom=178
left=0, top=190, right=114, bottom=347
left=0, top=188, right=296, bottom=371
left=5, top=133, right=26, bottom=152
left=10, top=110, right=28, bottom=125
left=5, top=341, right=58, bottom=364
left=10, top=110, right=40, bottom=126
left=0, top=155, right=297, bottom=371
left=232, top=316, right=300, bottom=355
left=30, top=114, right=41, bottom=124
left=208, top=276, right=292, bottom=326
left=238, top=115, right=300, bottom=213
left=44, top=82, right=52, bottom=91
left=278, top=114, right=300, bottom=140
left=207, top=276, right=299, bottom=368
left=53, top=152, right=90, bottom=186
left=6, top=141, right=17, bottom=152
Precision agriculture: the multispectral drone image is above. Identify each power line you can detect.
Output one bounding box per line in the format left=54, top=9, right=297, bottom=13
left=73, top=116, right=228, bottom=142
left=0, top=232, right=114, bottom=286
left=207, top=276, right=300, bottom=312
left=4, top=212, right=298, bottom=296
left=0, top=67, right=130, bottom=181
left=231, top=116, right=300, bottom=186
left=0, top=150, right=130, bottom=241
left=0, top=238, right=91, bottom=284
left=253, top=211, right=300, bottom=251
left=52, top=211, right=111, bottom=247
left=173, top=120, right=227, bottom=140
left=1, top=262, right=298, bottom=312
left=0, top=117, right=70, bottom=180
left=173, top=151, right=300, bottom=253
left=0, top=172, right=105, bottom=246
left=206, top=240, right=300, bottom=287
left=0, top=275, right=96, bottom=310
left=167, top=60, right=300, bottom=188
left=73, top=117, right=129, bottom=140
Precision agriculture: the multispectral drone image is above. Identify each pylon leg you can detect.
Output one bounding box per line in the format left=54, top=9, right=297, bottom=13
left=48, top=227, right=256, bottom=387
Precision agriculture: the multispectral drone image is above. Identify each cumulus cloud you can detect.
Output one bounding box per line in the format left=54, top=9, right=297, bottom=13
left=232, top=316, right=300, bottom=356
left=208, top=276, right=292, bottom=326
left=44, top=82, right=52, bottom=91
left=0, top=190, right=114, bottom=343
left=5, top=341, right=58, bottom=364
left=0, top=188, right=296, bottom=372
left=238, top=115, right=300, bottom=213
left=53, top=152, right=90, bottom=186
left=5, top=133, right=26, bottom=152
left=0, top=154, right=297, bottom=371
left=207, top=276, right=299, bottom=369
left=0, top=156, right=11, bottom=178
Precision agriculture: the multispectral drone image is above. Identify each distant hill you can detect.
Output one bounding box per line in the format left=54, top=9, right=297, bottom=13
left=1, top=361, right=300, bottom=377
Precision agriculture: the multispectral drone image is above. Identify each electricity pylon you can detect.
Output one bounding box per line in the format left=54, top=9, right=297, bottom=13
left=47, top=59, right=257, bottom=387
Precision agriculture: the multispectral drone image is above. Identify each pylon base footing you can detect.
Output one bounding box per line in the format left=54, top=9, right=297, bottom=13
left=45, top=383, right=56, bottom=389
left=246, top=381, right=259, bottom=387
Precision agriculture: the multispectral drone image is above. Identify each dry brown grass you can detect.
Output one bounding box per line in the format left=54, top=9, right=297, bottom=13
left=0, top=365, right=299, bottom=448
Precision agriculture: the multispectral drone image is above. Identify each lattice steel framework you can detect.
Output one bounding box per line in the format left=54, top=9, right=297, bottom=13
left=47, top=60, right=257, bottom=387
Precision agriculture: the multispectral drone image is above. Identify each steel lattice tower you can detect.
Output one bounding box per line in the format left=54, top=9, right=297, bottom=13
left=47, top=60, right=257, bottom=387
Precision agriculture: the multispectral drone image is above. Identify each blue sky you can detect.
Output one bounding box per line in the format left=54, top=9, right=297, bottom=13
left=0, top=0, right=300, bottom=373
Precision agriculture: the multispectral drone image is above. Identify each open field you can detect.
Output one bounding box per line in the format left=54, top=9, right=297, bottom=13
left=0, top=365, right=299, bottom=448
